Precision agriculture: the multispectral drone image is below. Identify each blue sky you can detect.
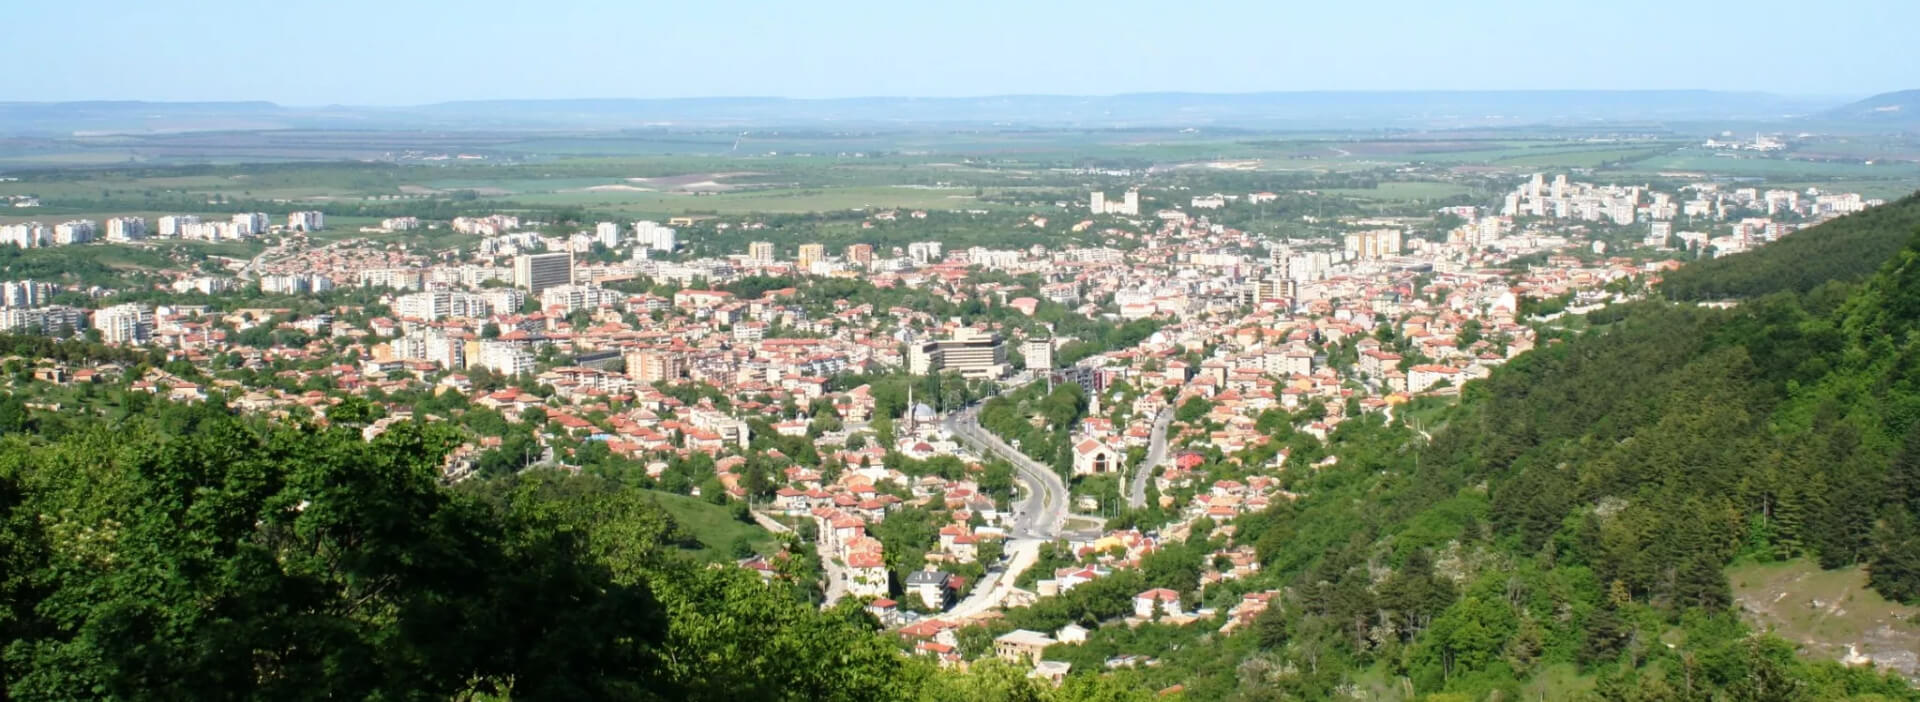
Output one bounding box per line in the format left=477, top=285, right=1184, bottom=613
left=9, top=0, right=1915, bottom=104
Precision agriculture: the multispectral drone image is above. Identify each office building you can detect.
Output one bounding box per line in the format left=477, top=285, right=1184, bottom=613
left=909, top=328, right=1008, bottom=379
left=513, top=252, right=574, bottom=296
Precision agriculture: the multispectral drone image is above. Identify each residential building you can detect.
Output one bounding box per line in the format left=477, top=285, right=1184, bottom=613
left=93, top=303, right=154, bottom=345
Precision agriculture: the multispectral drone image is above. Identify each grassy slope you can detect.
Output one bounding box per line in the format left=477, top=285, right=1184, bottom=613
left=1730, top=559, right=1920, bottom=679
left=641, top=489, right=777, bottom=562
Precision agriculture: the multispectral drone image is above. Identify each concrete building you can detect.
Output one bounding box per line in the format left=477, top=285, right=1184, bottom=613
left=1020, top=337, right=1054, bottom=372
left=513, top=252, right=574, bottom=296
left=905, top=570, right=955, bottom=611
left=909, top=328, right=1008, bottom=379
left=1343, top=229, right=1403, bottom=260
left=634, top=220, right=677, bottom=251
left=104, top=217, right=147, bottom=242
left=232, top=212, right=269, bottom=236
left=994, top=629, right=1057, bottom=665
left=796, top=243, right=826, bottom=270
left=1090, top=189, right=1139, bottom=216
left=157, top=215, right=198, bottom=237
left=476, top=341, right=534, bottom=376
left=845, top=243, right=874, bottom=266
left=92, top=303, right=154, bottom=345
left=0, top=280, right=54, bottom=308
left=287, top=211, right=325, bottom=232
left=748, top=241, right=776, bottom=265
left=625, top=350, right=684, bottom=384
left=907, top=242, right=943, bottom=265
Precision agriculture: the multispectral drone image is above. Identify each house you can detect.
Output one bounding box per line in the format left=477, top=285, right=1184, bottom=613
left=905, top=569, right=955, bottom=611
left=994, top=629, right=1057, bottom=664
left=1134, top=588, right=1183, bottom=619
left=846, top=551, right=891, bottom=599
left=1056, top=623, right=1090, bottom=644
left=868, top=598, right=900, bottom=626
left=1031, top=660, right=1071, bottom=685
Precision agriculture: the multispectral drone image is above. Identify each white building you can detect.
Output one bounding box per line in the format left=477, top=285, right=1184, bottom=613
left=634, top=220, right=677, bottom=251
left=93, top=303, right=154, bottom=345
left=287, top=211, right=326, bottom=232
left=476, top=341, right=535, bottom=376
left=232, top=212, right=269, bottom=236
left=105, top=217, right=147, bottom=242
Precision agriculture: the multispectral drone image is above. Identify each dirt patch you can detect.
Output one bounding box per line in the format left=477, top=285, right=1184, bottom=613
left=1730, top=560, right=1920, bottom=680
left=627, top=171, right=767, bottom=193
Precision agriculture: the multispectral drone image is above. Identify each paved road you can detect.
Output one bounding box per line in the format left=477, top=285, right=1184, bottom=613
left=1128, top=408, right=1175, bottom=509
left=941, top=537, right=1041, bottom=621
left=942, top=403, right=1069, bottom=540
left=752, top=509, right=849, bottom=609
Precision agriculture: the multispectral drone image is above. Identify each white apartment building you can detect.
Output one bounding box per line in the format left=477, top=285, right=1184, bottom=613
left=93, top=303, right=154, bottom=345
left=287, top=211, right=326, bottom=231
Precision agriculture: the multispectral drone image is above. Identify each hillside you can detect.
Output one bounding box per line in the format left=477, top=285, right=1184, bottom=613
left=639, top=488, right=778, bottom=562
left=1660, top=191, right=1920, bottom=300
left=1817, top=89, right=1920, bottom=129
left=1099, top=208, right=1920, bottom=697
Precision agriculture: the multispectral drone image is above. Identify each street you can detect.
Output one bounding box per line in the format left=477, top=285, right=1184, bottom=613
left=1128, top=407, right=1174, bottom=509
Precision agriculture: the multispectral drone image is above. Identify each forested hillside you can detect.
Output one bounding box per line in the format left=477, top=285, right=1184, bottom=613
left=1660, top=192, right=1920, bottom=300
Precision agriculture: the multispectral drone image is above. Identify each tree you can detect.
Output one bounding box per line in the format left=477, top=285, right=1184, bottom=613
left=1175, top=396, right=1211, bottom=424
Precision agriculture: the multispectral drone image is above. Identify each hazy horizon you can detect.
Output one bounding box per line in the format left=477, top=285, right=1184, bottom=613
left=7, top=0, right=1916, bottom=105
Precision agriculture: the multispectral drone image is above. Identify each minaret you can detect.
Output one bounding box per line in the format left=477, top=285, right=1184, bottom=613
left=1088, top=389, right=1100, bottom=420
left=905, top=385, right=916, bottom=435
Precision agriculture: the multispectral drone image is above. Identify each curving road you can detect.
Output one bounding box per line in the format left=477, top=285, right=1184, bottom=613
left=942, top=403, right=1069, bottom=540
left=1128, top=408, right=1174, bottom=509
left=752, top=508, right=849, bottom=609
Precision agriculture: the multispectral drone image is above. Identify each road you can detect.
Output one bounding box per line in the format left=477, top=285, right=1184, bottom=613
left=1128, top=408, right=1175, bottom=509
left=941, top=403, right=1069, bottom=541
left=940, top=537, right=1041, bottom=621
left=752, top=508, right=850, bottom=609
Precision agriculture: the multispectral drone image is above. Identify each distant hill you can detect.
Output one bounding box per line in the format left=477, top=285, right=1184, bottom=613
left=1816, top=89, right=1920, bottom=128
left=0, top=90, right=1849, bottom=135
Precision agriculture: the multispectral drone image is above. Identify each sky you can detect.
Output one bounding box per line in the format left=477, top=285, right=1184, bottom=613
left=8, top=0, right=1917, bottom=105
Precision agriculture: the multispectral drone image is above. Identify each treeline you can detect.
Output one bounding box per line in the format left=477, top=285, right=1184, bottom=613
left=1660, top=191, right=1920, bottom=300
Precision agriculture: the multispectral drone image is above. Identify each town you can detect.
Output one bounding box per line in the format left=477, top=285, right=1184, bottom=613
left=0, top=166, right=1891, bottom=686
